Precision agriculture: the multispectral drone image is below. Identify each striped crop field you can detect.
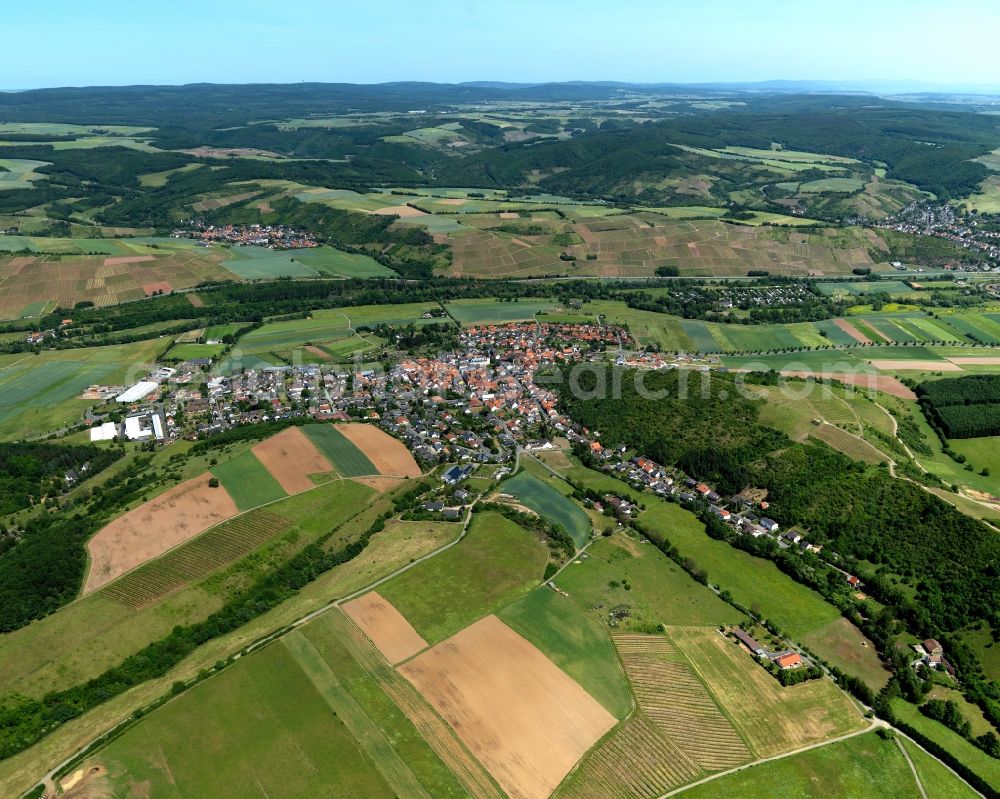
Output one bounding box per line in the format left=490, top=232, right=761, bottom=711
left=101, top=510, right=292, bottom=608
left=557, top=633, right=750, bottom=799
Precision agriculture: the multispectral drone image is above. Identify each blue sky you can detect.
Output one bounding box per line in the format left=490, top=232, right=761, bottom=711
left=4, top=0, right=999, bottom=89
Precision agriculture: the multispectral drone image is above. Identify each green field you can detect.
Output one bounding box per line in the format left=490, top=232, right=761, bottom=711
left=286, top=616, right=469, bottom=798
left=377, top=510, right=548, bottom=643
left=891, top=699, right=1000, bottom=787
left=445, top=298, right=556, bottom=324
left=210, top=449, right=287, bottom=510
left=301, top=424, right=377, bottom=477
left=680, top=732, right=970, bottom=799
left=91, top=642, right=404, bottom=798
left=0, top=339, right=166, bottom=439
left=166, top=342, right=226, bottom=361
left=501, top=469, right=591, bottom=548
left=564, top=463, right=888, bottom=686
left=556, top=533, right=746, bottom=629
left=497, top=588, right=633, bottom=719
left=220, top=246, right=325, bottom=278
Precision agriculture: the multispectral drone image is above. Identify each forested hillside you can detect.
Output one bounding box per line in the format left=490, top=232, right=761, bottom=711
left=554, top=366, right=1000, bottom=636
left=0, top=442, right=121, bottom=517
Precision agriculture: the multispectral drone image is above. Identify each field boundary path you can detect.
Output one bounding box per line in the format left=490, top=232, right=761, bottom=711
left=895, top=735, right=929, bottom=799
left=871, top=400, right=1000, bottom=530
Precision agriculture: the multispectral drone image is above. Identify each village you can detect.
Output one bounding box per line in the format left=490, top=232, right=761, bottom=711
left=79, top=318, right=953, bottom=681
left=873, top=201, right=1000, bottom=271
left=170, top=221, right=320, bottom=249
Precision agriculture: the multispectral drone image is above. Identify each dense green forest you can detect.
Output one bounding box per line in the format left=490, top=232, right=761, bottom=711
left=554, top=366, right=1000, bottom=635
left=444, top=104, right=1000, bottom=202
left=0, top=442, right=121, bottom=516
left=918, top=374, right=1000, bottom=438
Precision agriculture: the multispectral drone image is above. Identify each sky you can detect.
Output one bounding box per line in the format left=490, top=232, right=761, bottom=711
left=4, top=0, right=1000, bottom=90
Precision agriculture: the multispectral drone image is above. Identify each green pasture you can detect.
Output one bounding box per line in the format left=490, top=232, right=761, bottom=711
left=210, top=449, right=287, bottom=510
left=501, top=470, right=591, bottom=548
left=890, top=698, right=1000, bottom=788
left=165, top=342, right=225, bottom=361
left=680, top=732, right=966, bottom=799
left=301, top=424, right=377, bottom=477
left=555, top=533, right=746, bottom=629
left=497, top=588, right=633, bottom=719
left=92, top=643, right=402, bottom=798
left=376, top=510, right=548, bottom=644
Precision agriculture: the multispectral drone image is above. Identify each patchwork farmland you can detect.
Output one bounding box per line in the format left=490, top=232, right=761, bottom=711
left=446, top=217, right=879, bottom=279
left=101, top=509, right=293, bottom=608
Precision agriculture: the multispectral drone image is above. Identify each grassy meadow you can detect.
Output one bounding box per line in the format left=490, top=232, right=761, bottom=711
left=376, top=510, right=548, bottom=643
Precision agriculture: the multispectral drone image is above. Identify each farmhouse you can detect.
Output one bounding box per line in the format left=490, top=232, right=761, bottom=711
left=920, top=639, right=944, bottom=665
left=773, top=652, right=803, bottom=670
left=734, top=629, right=766, bottom=657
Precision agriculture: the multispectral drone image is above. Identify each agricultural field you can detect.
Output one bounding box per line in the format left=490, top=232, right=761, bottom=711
left=500, top=469, right=591, bottom=548
left=555, top=533, right=746, bottom=630
left=0, top=478, right=378, bottom=703
left=302, top=424, right=378, bottom=477
left=377, top=510, right=549, bottom=643
left=342, top=591, right=429, bottom=664
left=558, top=627, right=866, bottom=799
left=86, top=642, right=415, bottom=798
left=0, top=239, right=234, bottom=320
left=496, top=588, right=633, bottom=720
left=679, top=731, right=974, bottom=799
left=83, top=473, right=241, bottom=593
left=668, top=626, right=866, bottom=756
left=0, top=158, right=50, bottom=190
left=209, top=448, right=288, bottom=510
left=101, top=509, right=293, bottom=609
left=445, top=297, right=556, bottom=323
left=335, top=423, right=422, bottom=477
left=251, top=426, right=335, bottom=493
left=164, top=341, right=226, bottom=361
left=0, top=338, right=166, bottom=440
left=444, top=217, right=881, bottom=279
left=400, top=615, right=617, bottom=799
left=218, top=244, right=392, bottom=279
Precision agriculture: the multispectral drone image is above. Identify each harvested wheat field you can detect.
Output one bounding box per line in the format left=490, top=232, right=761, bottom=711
left=948, top=356, right=1000, bottom=365
left=399, top=615, right=616, bottom=799
left=867, top=359, right=963, bottom=372
left=251, top=427, right=334, bottom=493
left=832, top=318, right=872, bottom=344
left=83, top=474, right=239, bottom=594
left=338, top=423, right=422, bottom=477
left=342, top=591, right=428, bottom=664
left=373, top=204, right=427, bottom=217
